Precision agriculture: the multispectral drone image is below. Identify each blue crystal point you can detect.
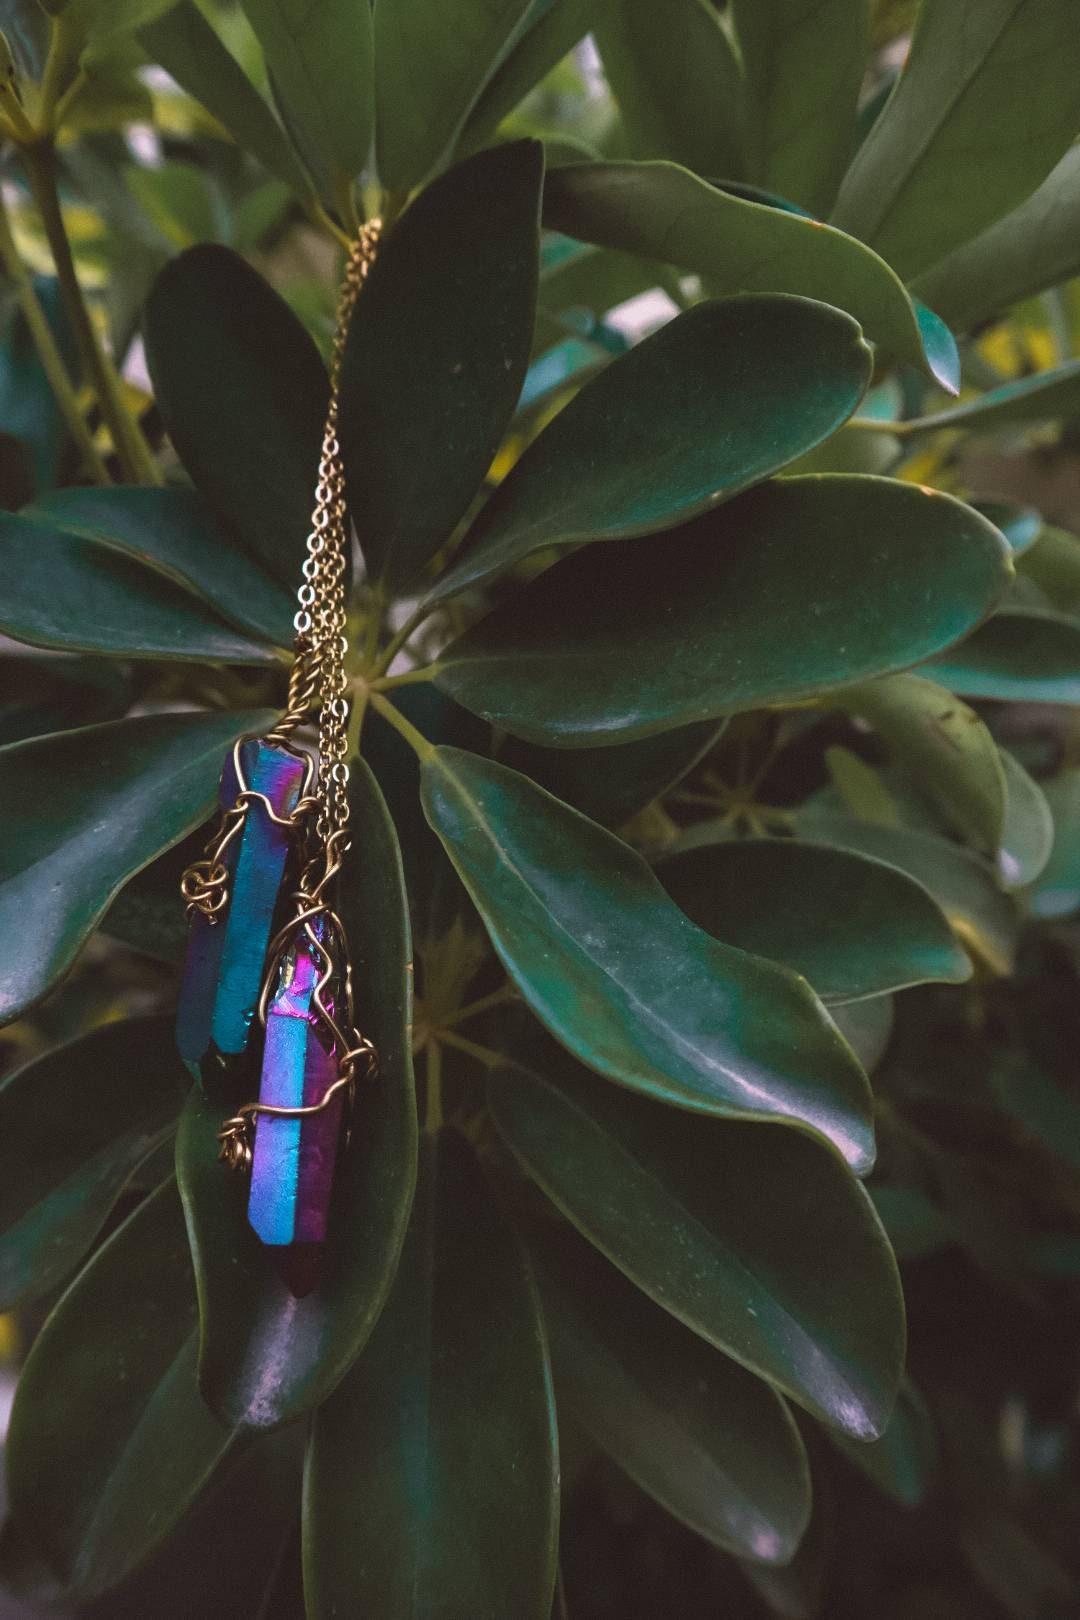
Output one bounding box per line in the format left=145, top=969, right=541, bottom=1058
left=175, top=739, right=307, bottom=1071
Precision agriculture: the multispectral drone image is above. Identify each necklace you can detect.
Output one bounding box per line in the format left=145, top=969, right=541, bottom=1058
left=174, top=222, right=382, bottom=1292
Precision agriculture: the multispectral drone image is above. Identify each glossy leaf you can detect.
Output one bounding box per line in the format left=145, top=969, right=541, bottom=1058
left=0, top=708, right=272, bottom=1025
left=998, top=749, right=1053, bottom=890
left=431, top=295, right=873, bottom=603
left=490, top=1050, right=905, bottom=1439
left=892, top=359, right=1080, bottom=437
left=794, top=806, right=1019, bottom=977
left=835, top=673, right=1007, bottom=853
left=528, top=1217, right=811, bottom=1562
left=657, top=837, right=968, bottom=1002
left=340, top=141, right=542, bottom=594
left=912, top=146, right=1080, bottom=331
left=0, top=510, right=276, bottom=665
left=973, top=498, right=1042, bottom=557
left=240, top=0, right=372, bottom=177
left=27, top=485, right=295, bottom=647
left=543, top=160, right=959, bottom=389
left=5, top=1181, right=234, bottom=1597
left=304, top=1128, right=558, bottom=1619
left=731, top=0, right=869, bottom=216
left=462, top=0, right=598, bottom=147
left=0, top=655, right=128, bottom=746
left=0, top=276, right=80, bottom=495
left=931, top=607, right=1080, bottom=704
left=830, top=1383, right=937, bottom=1507
left=437, top=477, right=1011, bottom=746
left=144, top=244, right=328, bottom=589
left=503, top=721, right=723, bottom=828
left=832, top=0, right=1080, bottom=281
left=421, top=747, right=876, bottom=1170
left=0, top=1015, right=186, bottom=1311
left=139, top=2, right=311, bottom=194
left=177, top=759, right=416, bottom=1428
left=375, top=0, right=536, bottom=189
left=595, top=0, right=747, bottom=178
left=1028, top=772, right=1080, bottom=919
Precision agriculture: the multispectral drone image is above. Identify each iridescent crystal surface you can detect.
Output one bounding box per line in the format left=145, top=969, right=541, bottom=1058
left=175, top=739, right=306, bottom=1071
left=247, top=922, right=345, bottom=1254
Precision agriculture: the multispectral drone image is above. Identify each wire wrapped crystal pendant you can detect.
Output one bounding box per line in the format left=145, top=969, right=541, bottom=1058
left=175, top=219, right=381, bottom=1294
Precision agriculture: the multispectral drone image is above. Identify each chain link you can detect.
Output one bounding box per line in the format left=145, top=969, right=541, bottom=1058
left=291, top=219, right=381, bottom=845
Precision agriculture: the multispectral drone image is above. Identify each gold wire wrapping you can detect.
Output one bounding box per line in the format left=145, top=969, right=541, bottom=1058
left=180, top=222, right=384, bottom=1170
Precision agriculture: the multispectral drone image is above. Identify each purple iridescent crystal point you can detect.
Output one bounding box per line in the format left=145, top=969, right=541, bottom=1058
left=247, top=922, right=345, bottom=1292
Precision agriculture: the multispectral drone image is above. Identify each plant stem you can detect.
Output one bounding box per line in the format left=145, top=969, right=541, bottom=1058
left=438, top=1030, right=502, bottom=1067
left=21, top=141, right=162, bottom=485
left=440, top=983, right=517, bottom=1030
left=368, top=688, right=436, bottom=760
left=370, top=600, right=438, bottom=678
left=425, top=1039, right=443, bottom=1134
left=372, top=662, right=442, bottom=691
left=0, top=186, right=109, bottom=484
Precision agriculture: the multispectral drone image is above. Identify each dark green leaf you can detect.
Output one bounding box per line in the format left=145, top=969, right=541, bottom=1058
left=834, top=673, right=1007, bottom=853
left=1017, top=524, right=1080, bottom=615
left=829, top=1382, right=937, bottom=1507
left=177, top=759, right=417, bottom=1428
left=5, top=1180, right=234, bottom=1597
left=490, top=1050, right=905, bottom=1438
left=436, top=478, right=1011, bottom=746
left=462, top=0, right=599, bottom=148
left=543, top=161, right=959, bottom=389
left=375, top=0, right=536, bottom=189
left=144, top=244, right=328, bottom=589
left=0, top=276, right=80, bottom=495
left=657, top=837, right=969, bottom=1002
left=340, top=141, right=542, bottom=594
left=503, top=720, right=723, bottom=828
left=421, top=747, right=876, bottom=1171
left=832, top=0, right=1080, bottom=281
left=991, top=1058, right=1080, bottom=1173
left=1028, top=770, right=1080, bottom=919
left=931, top=607, right=1080, bottom=704
left=529, top=1216, right=810, bottom=1561
left=240, top=0, right=372, bottom=177
left=973, top=498, right=1042, bottom=556
left=0, top=1015, right=186, bottom=1310
left=27, top=485, right=295, bottom=647
left=888, top=359, right=1080, bottom=436
left=0, top=510, right=277, bottom=664
left=0, top=708, right=272, bottom=1025
left=304, top=1128, right=558, bottom=1618
left=998, top=749, right=1053, bottom=890
left=731, top=0, right=869, bottom=216
left=793, top=806, right=1019, bottom=977
left=139, top=2, right=311, bottom=193
left=912, top=146, right=1080, bottom=332
left=0, top=0, right=50, bottom=80
left=831, top=995, right=894, bottom=1075
left=870, top=1184, right=955, bottom=1262
left=0, top=654, right=128, bottom=746
left=431, top=295, right=873, bottom=603
left=595, top=0, right=747, bottom=178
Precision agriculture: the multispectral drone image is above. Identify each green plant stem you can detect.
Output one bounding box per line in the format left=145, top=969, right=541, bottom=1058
left=425, top=1039, right=443, bottom=1134
left=370, top=601, right=438, bottom=678
left=21, top=141, right=162, bottom=486
left=0, top=187, right=109, bottom=485
left=367, top=688, right=435, bottom=759
left=440, top=984, right=517, bottom=1030
left=438, top=1030, right=502, bottom=1068
left=373, top=662, right=442, bottom=691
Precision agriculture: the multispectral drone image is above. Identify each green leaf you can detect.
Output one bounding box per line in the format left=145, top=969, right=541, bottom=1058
left=834, top=673, right=1007, bottom=853
left=1028, top=771, right=1080, bottom=919
left=991, top=1057, right=1080, bottom=1174
left=528, top=1216, right=811, bottom=1562
left=912, top=146, right=1080, bottom=332
left=430, top=295, right=873, bottom=603
left=931, top=607, right=1080, bottom=704
left=0, top=1015, right=187, bottom=1311
left=0, top=0, right=50, bottom=80
left=5, top=1180, right=234, bottom=1597
left=0, top=276, right=82, bottom=497
left=831, top=995, right=894, bottom=1075
left=375, top=0, right=536, bottom=190
left=831, top=0, right=1080, bottom=282
left=144, top=244, right=328, bottom=589
left=0, top=509, right=277, bottom=664
left=176, top=758, right=417, bottom=1428
left=462, top=0, right=600, bottom=147
left=1017, top=524, right=1080, bottom=615
left=138, top=2, right=311, bottom=194
left=490, top=1050, right=905, bottom=1438
left=829, top=1383, right=936, bottom=1507
left=304, top=1128, right=558, bottom=1619
left=731, top=0, right=869, bottom=216
left=0, top=708, right=272, bottom=1025
left=503, top=721, right=723, bottom=828
left=240, top=0, right=373, bottom=177
left=885, top=358, right=1080, bottom=436
left=26, top=486, right=295, bottom=647
left=0, top=655, right=128, bottom=746
left=543, top=160, right=960, bottom=389
left=339, top=141, right=542, bottom=594
left=594, top=0, right=747, bottom=178
left=973, top=497, right=1042, bottom=556
left=421, top=747, right=876, bottom=1171
left=870, top=1184, right=955, bottom=1262
left=793, top=806, right=1019, bottom=977
left=657, top=837, right=969, bottom=1002
left=436, top=477, right=1011, bottom=746
left=998, top=748, right=1053, bottom=890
